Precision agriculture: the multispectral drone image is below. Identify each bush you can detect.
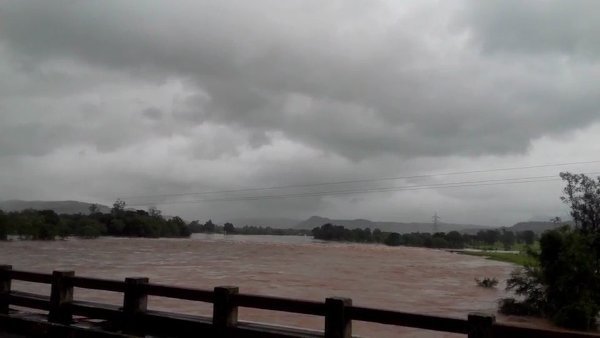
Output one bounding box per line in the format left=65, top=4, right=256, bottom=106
left=499, top=298, right=541, bottom=316
left=552, top=300, right=599, bottom=330
left=475, top=277, right=498, bottom=288
left=384, top=232, right=402, bottom=246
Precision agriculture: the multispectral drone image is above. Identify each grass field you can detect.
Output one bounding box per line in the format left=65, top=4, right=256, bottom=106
left=459, top=250, right=537, bottom=266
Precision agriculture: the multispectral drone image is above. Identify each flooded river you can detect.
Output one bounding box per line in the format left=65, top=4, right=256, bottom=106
left=0, top=234, right=543, bottom=337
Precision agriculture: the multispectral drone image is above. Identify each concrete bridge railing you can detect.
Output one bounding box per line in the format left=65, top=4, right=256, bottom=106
left=1, top=265, right=598, bottom=338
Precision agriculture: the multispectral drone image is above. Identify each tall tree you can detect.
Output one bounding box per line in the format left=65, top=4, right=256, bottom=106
left=111, top=199, right=126, bottom=215
left=560, top=172, right=600, bottom=233
left=0, top=210, right=7, bottom=240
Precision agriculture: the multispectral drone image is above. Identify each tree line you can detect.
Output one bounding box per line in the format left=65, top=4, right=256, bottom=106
left=0, top=201, right=311, bottom=240
left=188, top=220, right=310, bottom=236
left=0, top=200, right=190, bottom=240
left=312, top=223, right=536, bottom=249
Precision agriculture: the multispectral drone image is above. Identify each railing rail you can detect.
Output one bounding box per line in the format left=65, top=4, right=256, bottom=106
left=0, top=265, right=599, bottom=338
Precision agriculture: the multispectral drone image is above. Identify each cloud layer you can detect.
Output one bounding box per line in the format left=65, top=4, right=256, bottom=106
left=1, top=0, right=599, bottom=225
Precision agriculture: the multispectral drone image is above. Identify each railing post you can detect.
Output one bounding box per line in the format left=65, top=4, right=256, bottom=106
left=468, top=312, right=495, bottom=338
left=49, top=270, right=74, bottom=324
left=122, top=277, right=149, bottom=335
left=0, top=265, right=12, bottom=314
left=325, top=297, right=352, bottom=338
left=213, top=286, right=239, bottom=337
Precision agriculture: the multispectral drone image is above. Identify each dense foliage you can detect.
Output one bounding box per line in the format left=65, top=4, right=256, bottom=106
left=312, top=223, right=535, bottom=250
left=500, top=173, right=600, bottom=330
left=189, top=220, right=310, bottom=236
left=0, top=200, right=191, bottom=239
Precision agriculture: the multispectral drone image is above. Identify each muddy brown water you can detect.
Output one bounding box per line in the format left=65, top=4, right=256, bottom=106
left=0, top=234, right=552, bottom=337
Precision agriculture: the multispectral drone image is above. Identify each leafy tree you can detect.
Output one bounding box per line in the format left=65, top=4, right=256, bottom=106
left=372, top=228, right=385, bottom=242
left=223, top=222, right=235, bottom=234
left=476, top=229, right=500, bottom=246
left=517, top=230, right=535, bottom=245
left=148, top=206, right=162, bottom=218
left=500, top=228, right=516, bottom=250
left=188, top=220, right=203, bottom=233
left=0, top=210, right=7, bottom=240
left=107, top=218, right=125, bottom=235
left=89, top=204, right=99, bottom=214
left=384, top=232, right=401, bottom=246
left=445, top=231, right=461, bottom=246
left=111, top=199, right=126, bottom=215
left=39, top=210, right=60, bottom=226
left=166, top=216, right=191, bottom=237
left=204, top=219, right=216, bottom=233
left=560, top=172, right=600, bottom=233
left=501, top=173, right=600, bottom=330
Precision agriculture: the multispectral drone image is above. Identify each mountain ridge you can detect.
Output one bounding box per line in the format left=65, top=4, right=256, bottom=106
left=0, top=200, right=569, bottom=234
left=295, top=215, right=489, bottom=234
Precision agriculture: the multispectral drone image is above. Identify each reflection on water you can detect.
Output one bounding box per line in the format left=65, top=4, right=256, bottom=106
left=0, top=234, right=545, bottom=337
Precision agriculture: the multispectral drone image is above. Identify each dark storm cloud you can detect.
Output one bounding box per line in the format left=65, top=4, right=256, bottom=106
left=142, top=107, right=163, bottom=120
left=467, top=0, right=600, bottom=58
left=0, top=122, right=76, bottom=157
left=1, top=1, right=599, bottom=225
left=2, top=0, right=599, bottom=161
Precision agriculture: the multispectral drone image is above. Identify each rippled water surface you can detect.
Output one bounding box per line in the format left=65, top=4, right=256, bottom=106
left=0, top=234, right=545, bottom=337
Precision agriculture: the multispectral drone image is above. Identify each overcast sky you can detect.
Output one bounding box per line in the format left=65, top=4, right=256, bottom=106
left=1, top=0, right=599, bottom=226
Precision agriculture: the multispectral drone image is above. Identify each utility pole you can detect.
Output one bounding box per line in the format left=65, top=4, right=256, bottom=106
left=432, top=212, right=441, bottom=233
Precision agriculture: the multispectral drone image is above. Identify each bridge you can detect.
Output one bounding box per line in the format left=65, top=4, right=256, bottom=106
left=0, top=265, right=598, bottom=338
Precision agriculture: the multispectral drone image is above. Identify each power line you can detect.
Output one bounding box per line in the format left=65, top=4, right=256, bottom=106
left=126, top=178, right=558, bottom=206
left=126, top=172, right=600, bottom=206
left=121, top=159, right=600, bottom=200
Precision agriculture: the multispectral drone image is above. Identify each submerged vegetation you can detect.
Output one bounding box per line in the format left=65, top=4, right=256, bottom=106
left=311, top=222, right=536, bottom=252
left=475, top=277, right=498, bottom=288
left=188, top=220, right=310, bottom=236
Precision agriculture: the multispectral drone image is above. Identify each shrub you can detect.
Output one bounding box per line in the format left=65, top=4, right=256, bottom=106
left=552, top=300, right=599, bottom=330
left=475, top=277, right=498, bottom=288
left=499, top=298, right=541, bottom=316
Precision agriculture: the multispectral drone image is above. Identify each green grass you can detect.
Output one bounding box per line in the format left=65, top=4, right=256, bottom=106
left=460, top=250, right=537, bottom=266
left=467, top=241, right=540, bottom=252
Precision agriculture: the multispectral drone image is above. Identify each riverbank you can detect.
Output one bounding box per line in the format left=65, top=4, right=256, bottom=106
left=448, top=248, right=536, bottom=266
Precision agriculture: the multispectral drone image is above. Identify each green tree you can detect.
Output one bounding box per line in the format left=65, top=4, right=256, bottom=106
left=560, top=172, right=600, bottom=233
left=446, top=231, right=464, bottom=248
left=501, top=173, right=600, bottom=330
left=89, top=204, right=99, bottom=215
left=111, top=199, right=126, bottom=216
left=500, top=228, right=516, bottom=250
left=517, top=230, right=535, bottom=245
left=188, top=220, right=202, bottom=233
left=148, top=206, right=162, bottom=219
left=0, top=210, right=7, bottom=240
left=223, top=222, right=235, bottom=234
left=384, top=232, right=401, bottom=246
left=372, top=228, right=385, bottom=242
left=204, top=219, right=216, bottom=233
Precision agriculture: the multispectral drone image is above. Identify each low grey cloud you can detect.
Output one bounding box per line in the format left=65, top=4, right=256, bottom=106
left=142, top=107, right=163, bottom=121
left=467, top=0, right=600, bottom=58
left=0, top=0, right=598, bottom=225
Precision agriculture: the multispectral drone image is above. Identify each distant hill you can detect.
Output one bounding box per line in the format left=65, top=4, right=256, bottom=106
left=295, top=216, right=488, bottom=234
left=506, top=221, right=570, bottom=234
left=224, top=217, right=300, bottom=229
left=0, top=200, right=111, bottom=214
